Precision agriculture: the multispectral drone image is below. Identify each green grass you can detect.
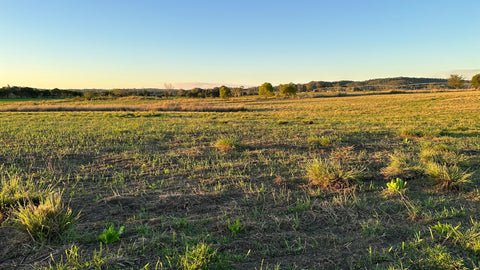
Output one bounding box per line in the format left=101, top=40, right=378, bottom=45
left=0, top=90, right=480, bottom=269
left=12, top=192, right=79, bottom=243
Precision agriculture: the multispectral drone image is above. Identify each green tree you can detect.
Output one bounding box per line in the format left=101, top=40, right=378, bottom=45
left=447, top=74, right=465, bottom=89
left=471, top=74, right=480, bottom=89
left=219, top=86, right=231, bottom=99
left=258, top=82, right=274, bottom=97
left=280, top=83, right=297, bottom=96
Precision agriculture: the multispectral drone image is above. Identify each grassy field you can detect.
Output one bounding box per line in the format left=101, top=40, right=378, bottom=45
left=1, top=90, right=480, bottom=269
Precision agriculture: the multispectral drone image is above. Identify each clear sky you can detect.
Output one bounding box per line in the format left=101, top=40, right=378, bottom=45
left=1, top=0, right=479, bottom=89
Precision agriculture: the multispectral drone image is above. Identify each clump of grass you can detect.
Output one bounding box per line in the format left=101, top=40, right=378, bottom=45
left=419, top=143, right=466, bottom=166
left=214, top=137, right=239, bottom=151
left=178, top=243, right=217, bottom=270
left=307, top=135, right=338, bottom=147
left=399, top=127, right=426, bottom=138
left=44, top=244, right=109, bottom=269
left=425, top=162, right=472, bottom=191
left=430, top=219, right=480, bottom=255
left=12, top=192, right=79, bottom=243
left=277, top=120, right=288, bottom=125
left=381, top=151, right=423, bottom=179
left=306, top=158, right=363, bottom=190
left=0, top=173, right=52, bottom=210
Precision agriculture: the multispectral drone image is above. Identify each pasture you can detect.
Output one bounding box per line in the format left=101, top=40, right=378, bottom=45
left=1, top=90, right=480, bottom=269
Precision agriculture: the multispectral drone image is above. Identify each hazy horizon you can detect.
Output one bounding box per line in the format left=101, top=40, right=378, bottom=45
left=1, top=1, right=479, bottom=89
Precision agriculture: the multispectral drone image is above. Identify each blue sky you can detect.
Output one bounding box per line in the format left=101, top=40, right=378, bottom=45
left=1, top=0, right=479, bottom=89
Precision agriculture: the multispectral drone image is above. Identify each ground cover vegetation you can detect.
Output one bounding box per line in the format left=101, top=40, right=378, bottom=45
left=0, top=89, right=479, bottom=269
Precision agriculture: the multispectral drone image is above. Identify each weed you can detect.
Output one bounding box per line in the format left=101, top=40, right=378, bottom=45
left=43, top=244, right=109, bottom=270
left=361, top=219, right=384, bottom=236
left=306, top=158, right=362, bottom=190
left=383, top=178, right=407, bottom=197
left=12, top=192, right=79, bottom=243
left=227, top=218, right=245, bottom=236
left=98, top=224, right=125, bottom=244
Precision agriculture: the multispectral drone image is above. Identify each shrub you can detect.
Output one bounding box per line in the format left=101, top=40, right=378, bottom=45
left=12, top=192, right=79, bottom=242
left=447, top=74, right=465, bottom=89
left=472, top=73, right=480, bottom=89
left=258, top=82, right=274, bottom=97
left=279, top=83, right=297, bottom=96
left=306, top=158, right=362, bottom=190
left=425, top=162, right=472, bottom=191
left=219, top=86, right=231, bottom=99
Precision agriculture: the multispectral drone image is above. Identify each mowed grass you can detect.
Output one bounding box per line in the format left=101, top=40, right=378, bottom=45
left=0, top=90, right=480, bottom=269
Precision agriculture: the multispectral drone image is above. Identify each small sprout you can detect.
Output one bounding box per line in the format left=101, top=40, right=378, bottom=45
left=385, top=178, right=407, bottom=196
left=227, top=218, right=245, bottom=236
left=98, top=224, right=124, bottom=244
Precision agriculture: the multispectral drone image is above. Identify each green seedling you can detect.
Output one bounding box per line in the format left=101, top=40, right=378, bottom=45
left=386, top=178, right=407, bottom=195
left=227, top=218, right=245, bottom=236
left=98, top=224, right=124, bottom=244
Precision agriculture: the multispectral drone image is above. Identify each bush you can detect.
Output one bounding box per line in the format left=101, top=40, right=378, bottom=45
left=447, top=74, right=465, bottom=89
left=13, top=192, right=79, bottom=242
left=219, top=86, right=231, bottom=99
left=280, top=83, right=297, bottom=96
left=258, top=82, right=274, bottom=97
left=471, top=73, right=480, bottom=89
left=306, top=158, right=362, bottom=190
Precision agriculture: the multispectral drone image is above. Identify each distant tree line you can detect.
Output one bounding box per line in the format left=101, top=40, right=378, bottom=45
left=0, top=86, right=82, bottom=98
left=2, top=75, right=478, bottom=100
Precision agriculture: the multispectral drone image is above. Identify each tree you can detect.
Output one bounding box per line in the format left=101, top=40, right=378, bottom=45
left=447, top=74, right=465, bottom=89
left=258, top=82, right=274, bottom=97
left=219, top=86, right=231, bottom=99
left=280, top=83, right=297, bottom=96
left=471, top=74, right=480, bottom=89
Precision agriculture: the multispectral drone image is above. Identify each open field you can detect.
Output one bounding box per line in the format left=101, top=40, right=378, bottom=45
left=1, top=90, right=480, bottom=269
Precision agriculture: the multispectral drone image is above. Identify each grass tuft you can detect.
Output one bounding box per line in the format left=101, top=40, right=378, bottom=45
left=425, top=162, right=472, bottom=191
left=0, top=173, right=52, bottom=210
left=214, top=137, right=239, bottom=151
left=12, top=192, right=79, bottom=243
left=306, top=158, right=362, bottom=190
left=178, top=243, right=217, bottom=270
left=381, top=151, right=423, bottom=179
